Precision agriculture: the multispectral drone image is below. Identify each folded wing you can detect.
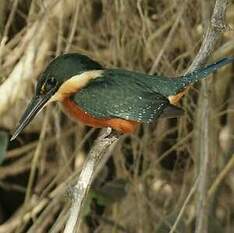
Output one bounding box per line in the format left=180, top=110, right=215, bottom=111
left=70, top=70, right=178, bottom=123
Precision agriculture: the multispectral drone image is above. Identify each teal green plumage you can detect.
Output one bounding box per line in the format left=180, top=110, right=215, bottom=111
left=71, top=70, right=170, bottom=123
left=36, top=53, right=103, bottom=94
left=11, top=53, right=234, bottom=140
left=71, top=57, right=234, bottom=123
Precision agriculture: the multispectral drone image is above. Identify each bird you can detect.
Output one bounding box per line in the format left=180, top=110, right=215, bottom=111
left=11, top=53, right=234, bottom=140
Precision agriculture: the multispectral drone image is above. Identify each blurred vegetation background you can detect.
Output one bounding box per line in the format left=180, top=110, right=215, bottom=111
left=0, top=0, right=233, bottom=232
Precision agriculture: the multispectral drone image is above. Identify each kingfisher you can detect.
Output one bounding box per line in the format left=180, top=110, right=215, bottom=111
left=10, top=53, right=234, bottom=140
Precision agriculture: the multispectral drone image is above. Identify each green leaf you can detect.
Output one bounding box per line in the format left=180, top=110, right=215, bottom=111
left=0, top=131, right=8, bottom=165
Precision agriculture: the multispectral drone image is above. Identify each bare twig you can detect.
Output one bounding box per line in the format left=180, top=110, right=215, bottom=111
left=64, top=128, right=120, bottom=233
left=194, top=83, right=210, bottom=233
left=169, top=177, right=199, bottom=233
left=208, top=154, right=234, bottom=198
left=185, top=1, right=230, bottom=233
left=24, top=108, right=50, bottom=203
left=64, top=1, right=81, bottom=53
left=187, top=0, right=229, bottom=72
left=149, top=1, right=188, bottom=74
left=162, top=1, right=231, bottom=232
left=1, top=0, right=19, bottom=42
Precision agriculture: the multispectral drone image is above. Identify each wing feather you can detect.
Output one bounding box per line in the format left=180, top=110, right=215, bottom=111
left=70, top=70, right=170, bottom=123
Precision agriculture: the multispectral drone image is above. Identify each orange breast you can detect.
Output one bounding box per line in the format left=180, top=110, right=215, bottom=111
left=62, top=98, right=139, bottom=133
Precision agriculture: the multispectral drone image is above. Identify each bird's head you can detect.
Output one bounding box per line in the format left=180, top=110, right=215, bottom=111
left=11, top=53, right=103, bottom=140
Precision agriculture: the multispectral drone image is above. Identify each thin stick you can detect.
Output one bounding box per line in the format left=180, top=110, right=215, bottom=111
left=166, top=0, right=229, bottom=232
left=186, top=0, right=229, bottom=73
left=184, top=1, right=229, bottom=233
left=169, top=177, right=199, bottom=233
left=149, top=1, right=187, bottom=74
left=24, top=109, right=50, bottom=203
left=63, top=128, right=119, bottom=233
left=208, top=155, right=234, bottom=198
left=64, top=1, right=80, bottom=53
left=194, top=83, right=210, bottom=233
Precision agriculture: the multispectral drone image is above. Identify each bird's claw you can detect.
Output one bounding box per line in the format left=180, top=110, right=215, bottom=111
left=98, top=127, right=112, bottom=140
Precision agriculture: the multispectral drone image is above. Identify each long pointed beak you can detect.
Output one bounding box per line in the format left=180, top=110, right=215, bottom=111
left=10, top=94, right=51, bottom=141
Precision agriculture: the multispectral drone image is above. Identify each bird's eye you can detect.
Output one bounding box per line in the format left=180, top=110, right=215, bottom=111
left=40, top=77, right=57, bottom=94
left=46, top=77, right=57, bottom=88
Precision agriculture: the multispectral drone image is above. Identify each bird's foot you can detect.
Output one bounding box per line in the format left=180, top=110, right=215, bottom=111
left=98, top=127, right=121, bottom=142
left=99, top=127, right=112, bottom=140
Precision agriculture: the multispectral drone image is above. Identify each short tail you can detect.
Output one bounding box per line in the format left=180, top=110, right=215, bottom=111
left=172, top=57, right=234, bottom=94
